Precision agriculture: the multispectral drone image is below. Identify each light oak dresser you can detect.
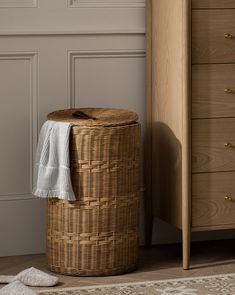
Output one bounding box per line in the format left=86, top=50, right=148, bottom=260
left=146, top=0, right=235, bottom=269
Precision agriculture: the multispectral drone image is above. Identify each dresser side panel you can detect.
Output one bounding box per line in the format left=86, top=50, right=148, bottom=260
left=151, top=0, right=191, bottom=229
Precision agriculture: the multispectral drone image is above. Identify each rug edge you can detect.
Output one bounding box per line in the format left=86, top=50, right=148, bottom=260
left=37, top=272, right=235, bottom=293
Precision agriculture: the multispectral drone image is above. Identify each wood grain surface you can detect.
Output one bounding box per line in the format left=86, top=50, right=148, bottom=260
left=192, top=198, right=235, bottom=228
left=149, top=0, right=235, bottom=270
left=192, top=118, right=235, bottom=173
left=192, top=64, right=235, bottom=118
left=192, top=0, right=235, bottom=9
left=151, top=0, right=190, bottom=230
left=192, top=172, right=235, bottom=228
left=193, top=172, right=235, bottom=201
left=192, top=10, right=235, bottom=64
left=150, top=0, right=191, bottom=270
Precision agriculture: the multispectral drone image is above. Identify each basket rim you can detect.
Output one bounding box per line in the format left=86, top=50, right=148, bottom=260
left=47, top=108, right=139, bottom=127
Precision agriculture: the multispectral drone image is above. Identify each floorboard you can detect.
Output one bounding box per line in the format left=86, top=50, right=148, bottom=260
left=1, top=240, right=235, bottom=291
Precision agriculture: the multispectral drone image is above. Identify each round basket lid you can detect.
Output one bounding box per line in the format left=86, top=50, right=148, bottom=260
left=47, top=108, right=139, bottom=127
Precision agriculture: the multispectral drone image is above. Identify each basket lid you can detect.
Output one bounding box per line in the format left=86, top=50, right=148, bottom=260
left=47, top=108, right=138, bottom=127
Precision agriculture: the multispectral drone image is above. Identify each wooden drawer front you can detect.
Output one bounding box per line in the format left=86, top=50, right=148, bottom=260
left=192, top=10, right=235, bottom=64
left=192, top=118, right=235, bottom=173
left=192, top=172, right=235, bottom=228
left=192, top=64, right=235, bottom=119
left=192, top=0, right=235, bottom=9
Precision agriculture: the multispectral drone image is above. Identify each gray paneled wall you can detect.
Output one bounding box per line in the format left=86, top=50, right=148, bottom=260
left=0, top=0, right=146, bottom=256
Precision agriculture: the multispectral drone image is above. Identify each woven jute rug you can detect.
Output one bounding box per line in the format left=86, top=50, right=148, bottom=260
left=37, top=273, right=235, bottom=295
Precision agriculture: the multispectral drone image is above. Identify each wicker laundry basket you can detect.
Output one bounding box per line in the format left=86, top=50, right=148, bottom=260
left=46, top=108, right=141, bottom=276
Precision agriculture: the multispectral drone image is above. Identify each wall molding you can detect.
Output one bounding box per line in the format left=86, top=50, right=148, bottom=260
left=0, top=52, right=38, bottom=202
left=68, top=49, right=146, bottom=108
left=68, top=0, right=145, bottom=8
left=0, top=30, right=145, bottom=36
left=0, top=0, right=38, bottom=8
left=0, top=194, right=36, bottom=201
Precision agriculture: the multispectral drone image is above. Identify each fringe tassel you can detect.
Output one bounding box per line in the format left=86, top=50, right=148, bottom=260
left=32, top=189, right=76, bottom=201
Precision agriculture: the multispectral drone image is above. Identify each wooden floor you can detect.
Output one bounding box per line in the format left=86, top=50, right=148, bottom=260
left=1, top=239, right=235, bottom=291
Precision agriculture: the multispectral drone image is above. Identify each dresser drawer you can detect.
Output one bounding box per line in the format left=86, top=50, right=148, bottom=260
left=192, top=0, right=235, bottom=9
left=192, top=10, right=235, bottom=64
left=192, top=172, right=235, bottom=228
left=192, top=64, right=235, bottom=119
left=192, top=118, right=235, bottom=173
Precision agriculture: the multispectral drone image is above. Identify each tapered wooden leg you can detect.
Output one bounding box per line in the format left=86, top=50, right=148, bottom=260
left=182, top=225, right=191, bottom=270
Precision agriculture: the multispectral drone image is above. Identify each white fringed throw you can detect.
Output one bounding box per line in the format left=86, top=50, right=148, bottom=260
left=32, top=120, right=76, bottom=201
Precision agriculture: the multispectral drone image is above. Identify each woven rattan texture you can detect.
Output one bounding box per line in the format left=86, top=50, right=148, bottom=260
left=47, top=110, right=140, bottom=276
left=47, top=108, right=138, bottom=127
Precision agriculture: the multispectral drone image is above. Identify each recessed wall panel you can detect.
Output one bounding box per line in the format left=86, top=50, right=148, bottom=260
left=0, top=54, right=37, bottom=197
left=69, top=51, right=146, bottom=125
